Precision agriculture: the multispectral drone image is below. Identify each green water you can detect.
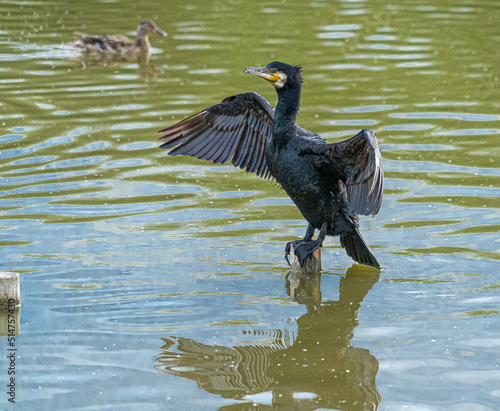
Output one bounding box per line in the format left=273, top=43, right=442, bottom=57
left=0, top=0, right=499, bottom=409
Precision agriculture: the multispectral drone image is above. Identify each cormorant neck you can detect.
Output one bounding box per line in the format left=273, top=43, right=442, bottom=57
left=273, top=85, right=301, bottom=145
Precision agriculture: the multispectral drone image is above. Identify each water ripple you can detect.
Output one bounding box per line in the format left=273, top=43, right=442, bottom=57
left=0, top=1, right=499, bottom=409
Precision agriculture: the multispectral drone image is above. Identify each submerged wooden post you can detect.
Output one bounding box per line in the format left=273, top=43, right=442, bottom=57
left=288, top=245, right=322, bottom=274
left=287, top=268, right=322, bottom=305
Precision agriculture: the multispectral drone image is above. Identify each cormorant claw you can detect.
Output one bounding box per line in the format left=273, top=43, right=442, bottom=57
left=285, top=239, right=322, bottom=267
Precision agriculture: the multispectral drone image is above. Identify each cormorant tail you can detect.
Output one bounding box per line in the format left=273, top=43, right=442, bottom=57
left=340, top=228, right=380, bottom=269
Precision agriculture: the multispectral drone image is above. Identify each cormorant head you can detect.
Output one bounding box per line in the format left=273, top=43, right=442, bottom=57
left=137, top=20, right=167, bottom=37
left=244, top=61, right=302, bottom=90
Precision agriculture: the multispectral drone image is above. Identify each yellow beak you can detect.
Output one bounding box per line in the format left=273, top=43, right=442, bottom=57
left=244, top=66, right=279, bottom=84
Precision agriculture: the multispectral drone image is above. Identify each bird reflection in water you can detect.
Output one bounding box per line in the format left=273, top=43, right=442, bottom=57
left=155, top=265, right=381, bottom=410
left=70, top=50, right=164, bottom=78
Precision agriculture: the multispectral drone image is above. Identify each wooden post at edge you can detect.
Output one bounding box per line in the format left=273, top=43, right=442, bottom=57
left=0, top=272, right=20, bottom=307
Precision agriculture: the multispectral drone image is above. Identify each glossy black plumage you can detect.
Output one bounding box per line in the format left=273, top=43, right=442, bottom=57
left=160, top=92, right=274, bottom=178
left=159, top=62, right=383, bottom=269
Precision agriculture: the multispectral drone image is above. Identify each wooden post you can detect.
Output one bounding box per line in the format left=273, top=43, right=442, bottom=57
left=0, top=272, right=20, bottom=307
left=288, top=245, right=322, bottom=274
left=0, top=272, right=20, bottom=337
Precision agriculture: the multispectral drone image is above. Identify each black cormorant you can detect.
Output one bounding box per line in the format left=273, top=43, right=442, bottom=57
left=159, top=62, right=383, bottom=269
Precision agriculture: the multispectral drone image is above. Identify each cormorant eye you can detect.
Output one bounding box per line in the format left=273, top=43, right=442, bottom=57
left=271, top=68, right=278, bottom=74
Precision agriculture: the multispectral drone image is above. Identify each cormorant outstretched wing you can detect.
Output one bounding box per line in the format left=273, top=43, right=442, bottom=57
left=159, top=92, right=274, bottom=178
left=304, top=128, right=383, bottom=216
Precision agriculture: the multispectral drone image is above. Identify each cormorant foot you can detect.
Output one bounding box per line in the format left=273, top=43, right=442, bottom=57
left=285, top=239, right=322, bottom=267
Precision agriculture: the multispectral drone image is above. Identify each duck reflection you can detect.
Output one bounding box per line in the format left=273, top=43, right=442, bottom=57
left=156, top=265, right=381, bottom=410
left=72, top=50, right=163, bottom=78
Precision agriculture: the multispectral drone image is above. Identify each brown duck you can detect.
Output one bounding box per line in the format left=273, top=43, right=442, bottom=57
left=68, top=20, right=167, bottom=55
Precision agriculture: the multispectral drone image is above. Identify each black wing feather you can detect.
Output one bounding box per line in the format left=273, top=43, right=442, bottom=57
left=160, top=92, right=274, bottom=178
left=302, top=128, right=383, bottom=216
left=336, top=128, right=383, bottom=216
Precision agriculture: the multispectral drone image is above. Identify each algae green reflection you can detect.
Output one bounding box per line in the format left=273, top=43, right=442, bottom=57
left=156, top=265, right=381, bottom=410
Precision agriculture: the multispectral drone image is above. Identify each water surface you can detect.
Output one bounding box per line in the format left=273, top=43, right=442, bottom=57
left=0, top=0, right=499, bottom=409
